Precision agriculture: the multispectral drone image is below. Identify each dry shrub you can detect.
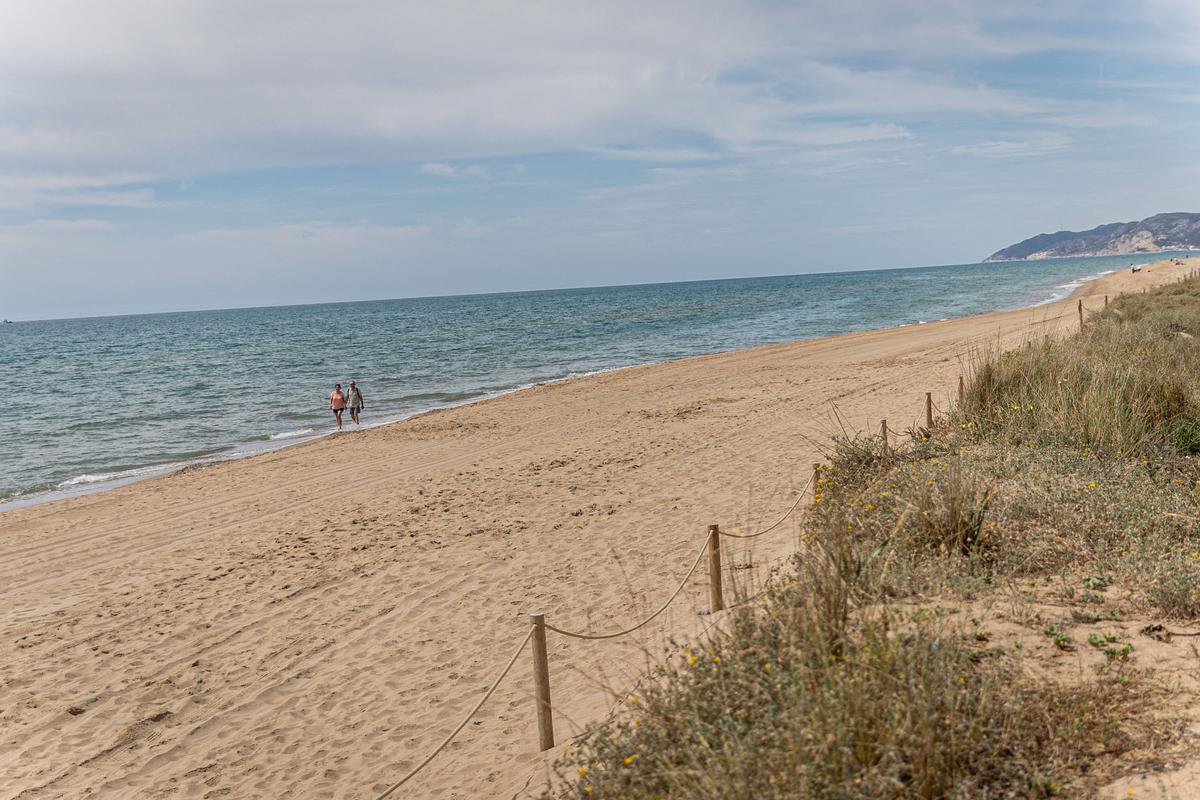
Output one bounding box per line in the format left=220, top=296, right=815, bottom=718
left=550, top=551, right=1148, bottom=799
left=960, top=284, right=1200, bottom=456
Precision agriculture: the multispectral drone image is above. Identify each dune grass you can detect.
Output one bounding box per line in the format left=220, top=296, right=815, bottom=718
left=549, top=282, right=1200, bottom=798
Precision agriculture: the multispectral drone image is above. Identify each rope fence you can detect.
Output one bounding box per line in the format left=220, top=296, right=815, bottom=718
left=369, top=463, right=819, bottom=797
left=543, top=535, right=711, bottom=641
left=717, top=471, right=815, bottom=539
left=373, top=626, right=536, bottom=800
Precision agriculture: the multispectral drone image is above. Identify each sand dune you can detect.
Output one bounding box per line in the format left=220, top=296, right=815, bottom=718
left=1, top=258, right=1193, bottom=799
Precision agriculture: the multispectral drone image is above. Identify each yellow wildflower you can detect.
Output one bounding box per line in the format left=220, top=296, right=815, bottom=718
left=688, top=655, right=698, bottom=666
left=624, top=755, right=638, bottom=766
left=578, top=767, right=589, bottom=778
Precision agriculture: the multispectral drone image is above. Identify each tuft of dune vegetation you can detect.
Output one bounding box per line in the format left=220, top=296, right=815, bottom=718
left=549, top=282, right=1200, bottom=798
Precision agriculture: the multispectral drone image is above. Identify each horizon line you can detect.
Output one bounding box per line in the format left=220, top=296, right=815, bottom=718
left=6, top=251, right=1178, bottom=324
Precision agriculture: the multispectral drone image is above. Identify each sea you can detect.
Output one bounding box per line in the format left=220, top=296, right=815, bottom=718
left=0, top=253, right=1180, bottom=509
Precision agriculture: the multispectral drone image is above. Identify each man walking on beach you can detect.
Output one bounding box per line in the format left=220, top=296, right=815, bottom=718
left=330, top=383, right=347, bottom=430
left=347, top=379, right=365, bottom=426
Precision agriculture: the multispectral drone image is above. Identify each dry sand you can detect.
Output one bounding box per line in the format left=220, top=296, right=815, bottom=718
left=2, top=257, right=1196, bottom=799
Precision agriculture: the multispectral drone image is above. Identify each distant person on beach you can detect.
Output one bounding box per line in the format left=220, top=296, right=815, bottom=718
left=330, top=383, right=347, bottom=430
left=347, top=380, right=365, bottom=426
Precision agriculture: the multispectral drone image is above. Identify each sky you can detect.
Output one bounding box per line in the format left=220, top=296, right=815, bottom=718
left=2, top=1, right=1200, bottom=320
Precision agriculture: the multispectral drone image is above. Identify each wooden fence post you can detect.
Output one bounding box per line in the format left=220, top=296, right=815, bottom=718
left=1104, top=295, right=1108, bottom=307
left=880, top=419, right=888, bottom=453
left=530, top=611, right=554, bottom=751
left=958, top=375, right=964, bottom=408
left=925, top=392, right=933, bottom=430
left=1078, top=298, right=1084, bottom=329
left=707, top=524, right=724, bottom=613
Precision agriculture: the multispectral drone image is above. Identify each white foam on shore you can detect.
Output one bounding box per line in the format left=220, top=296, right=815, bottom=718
left=268, top=428, right=315, bottom=441
left=1032, top=268, right=1120, bottom=307
left=57, top=464, right=175, bottom=488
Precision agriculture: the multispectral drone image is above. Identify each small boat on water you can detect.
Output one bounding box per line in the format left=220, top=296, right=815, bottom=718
left=2, top=319, right=12, bottom=324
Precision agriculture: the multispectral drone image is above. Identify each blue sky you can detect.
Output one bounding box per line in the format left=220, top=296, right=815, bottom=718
left=2, top=1, right=1199, bottom=319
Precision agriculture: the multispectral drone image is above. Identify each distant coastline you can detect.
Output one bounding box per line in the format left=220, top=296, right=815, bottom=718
left=984, top=249, right=1199, bottom=264
left=986, top=212, right=1200, bottom=262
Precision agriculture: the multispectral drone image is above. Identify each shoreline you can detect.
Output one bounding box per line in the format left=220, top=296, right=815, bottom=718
left=0, top=256, right=1163, bottom=513
left=2, top=256, right=1196, bottom=799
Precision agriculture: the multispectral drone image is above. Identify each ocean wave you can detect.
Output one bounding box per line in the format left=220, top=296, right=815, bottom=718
left=267, top=428, right=315, bottom=441
left=57, top=463, right=173, bottom=488
left=1032, top=268, right=1116, bottom=307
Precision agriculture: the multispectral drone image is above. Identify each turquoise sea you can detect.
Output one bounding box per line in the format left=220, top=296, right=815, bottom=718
left=0, top=254, right=1176, bottom=507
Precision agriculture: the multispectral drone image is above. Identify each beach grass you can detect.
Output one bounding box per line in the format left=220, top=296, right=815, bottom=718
left=549, top=280, right=1200, bottom=798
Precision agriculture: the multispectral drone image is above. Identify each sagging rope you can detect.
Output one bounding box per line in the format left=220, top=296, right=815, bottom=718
left=373, top=626, right=536, bottom=800
left=372, top=469, right=818, bottom=792
left=717, top=472, right=815, bottom=539
left=546, top=469, right=817, bottom=639
left=544, top=535, right=711, bottom=640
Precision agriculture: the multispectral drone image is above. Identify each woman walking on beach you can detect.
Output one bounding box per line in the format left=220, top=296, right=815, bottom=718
left=329, top=383, right=347, bottom=430
left=347, top=379, right=365, bottom=426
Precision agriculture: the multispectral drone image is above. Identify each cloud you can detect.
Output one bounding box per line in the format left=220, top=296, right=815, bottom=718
left=419, top=162, right=487, bottom=178
left=586, top=147, right=725, bottom=162
left=0, top=0, right=1134, bottom=193
left=0, top=217, right=115, bottom=247
left=22, top=218, right=116, bottom=231
left=183, top=221, right=431, bottom=250
left=420, top=163, right=458, bottom=177
left=0, top=171, right=158, bottom=208
left=950, top=132, right=1072, bottom=158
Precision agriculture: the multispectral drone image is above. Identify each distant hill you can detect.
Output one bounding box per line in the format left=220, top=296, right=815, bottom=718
left=985, top=212, right=1200, bottom=262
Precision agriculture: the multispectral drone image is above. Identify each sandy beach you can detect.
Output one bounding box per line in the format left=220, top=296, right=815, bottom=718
left=2, top=257, right=1195, bottom=800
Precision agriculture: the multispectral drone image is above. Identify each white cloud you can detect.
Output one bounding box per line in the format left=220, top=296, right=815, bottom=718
left=586, top=147, right=726, bottom=162
left=23, top=218, right=115, bottom=231
left=950, top=132, right=1071, bottom=158
left=420, top=163, right=458, bottom=177
left=0, top=0, right=1131, bottom=193
left=183, top=221, right=431, bottom=250
left=0, top=217, right=115, bottom=247
left=419, top=162, right=487, bottom=178
left=0, top=171, right=157, bottom=208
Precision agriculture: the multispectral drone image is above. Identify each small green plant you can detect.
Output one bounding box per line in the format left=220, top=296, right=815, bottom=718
left=1087, top=632, right=1118, bottom=648
left=1104, top=643, right=1134, bottom=662
left=1072, top=609, right=1123, bottom=624
left=1043, top=625, right=1073, bottom=650
left=1082, top=575, right=1112, bottom=591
